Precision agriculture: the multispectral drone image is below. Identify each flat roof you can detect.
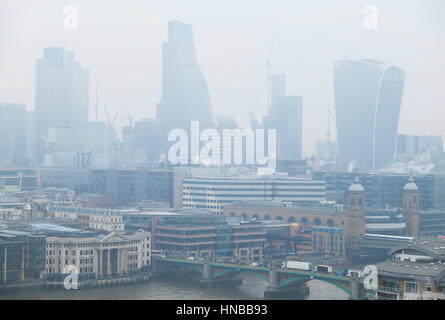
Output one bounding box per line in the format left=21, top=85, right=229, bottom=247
left=388, top=240, right=445, bottom=260
left=376, top=260, right=445, bottom=282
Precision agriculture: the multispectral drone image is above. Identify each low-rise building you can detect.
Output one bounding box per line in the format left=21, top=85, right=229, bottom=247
left=374, top=240, right=445, bottom=300
left=47, top=206, right=124, bottom=232
left=181, top=175, right=326, bottom=214
left=45, top=230, right=151, bottom=279
left=152, top=214, right=266, bottom=262
left=311, top=226, right=345, bottom=257
left=0, top=229, right=46, bottom=284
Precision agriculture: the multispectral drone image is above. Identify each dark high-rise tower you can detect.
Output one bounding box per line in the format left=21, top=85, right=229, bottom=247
left=334, top=59, right=405, bottom=171
left=35, top=47, right=89, bottom=162
left=157, top=21, right=212, bottom=143
left=0, top=103, right=26, bottom=166
left=264, top=96, right=303, bottom=161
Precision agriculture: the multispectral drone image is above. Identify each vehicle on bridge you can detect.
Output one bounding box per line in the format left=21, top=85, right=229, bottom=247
left=282, top=261, right=312, bottom=271
left=333, top=269, right=348, bottom=277
left=315, top=265, right=333, bottom=273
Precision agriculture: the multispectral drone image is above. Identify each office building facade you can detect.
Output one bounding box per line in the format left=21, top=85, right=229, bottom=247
left=156, top=21, right=212, bottom=149
left=35, top=47, right=89, bottom=161
left=182, top=176, right=326, bottom=214
left=264, top=96, right=303, bottom=161
left=0, top=103, right=27, bottom=166
left=334, top=59, right=405, bottom=170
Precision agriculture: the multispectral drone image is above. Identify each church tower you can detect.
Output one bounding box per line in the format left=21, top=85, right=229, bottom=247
left=346, top=176, right=366, bottom=254
left=403, top=176, right=419, bottom=236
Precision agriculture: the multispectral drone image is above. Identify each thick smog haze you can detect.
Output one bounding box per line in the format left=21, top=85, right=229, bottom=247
left=1, top=0, right=444, bottom=157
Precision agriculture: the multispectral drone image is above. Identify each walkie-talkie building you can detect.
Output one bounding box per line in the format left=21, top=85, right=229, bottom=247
left=334, top=59, right=405, bottom=171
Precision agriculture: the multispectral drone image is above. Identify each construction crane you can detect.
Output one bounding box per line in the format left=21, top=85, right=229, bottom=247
left=266, top=37, right=275, bottom=115
left=325, top=107, right=337, bottom=163
left=103, top=104, right=119, bottom=166
left=248, top=112, right=257, bottom=129
left=95, top=81, right=99, bottom=122
left=326, top=107, right=334, bottom=144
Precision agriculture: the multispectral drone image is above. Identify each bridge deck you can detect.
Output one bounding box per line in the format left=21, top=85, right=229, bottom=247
left=158, top=258, right=363, bottom=284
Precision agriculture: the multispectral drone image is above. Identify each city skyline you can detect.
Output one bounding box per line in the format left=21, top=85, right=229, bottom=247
left=1, top=0, right=444, bottom=158
left=2, top=0, right=445, bottom=304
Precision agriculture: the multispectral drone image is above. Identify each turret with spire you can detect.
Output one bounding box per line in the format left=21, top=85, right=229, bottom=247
left=348, top=175, right=365, bottom=214
left=403, top=175, right=419, bottom=236
left=346, top=175, right=366, bottom=256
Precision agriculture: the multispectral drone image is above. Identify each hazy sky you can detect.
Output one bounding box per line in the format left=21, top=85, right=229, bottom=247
left=1, top=0, right=444, bottom=157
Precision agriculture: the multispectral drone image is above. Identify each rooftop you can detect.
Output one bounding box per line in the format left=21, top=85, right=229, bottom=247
left=348, top=176, right=364, bottom=192
left=388, top=240, right=445, bottom=261
left=403, top=176, right=419, bottom=191
left=375, top=260, right=445, bottom=282
left=226, top=201, right=345, bottom=214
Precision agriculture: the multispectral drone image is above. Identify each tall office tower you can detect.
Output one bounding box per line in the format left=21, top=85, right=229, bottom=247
left=25, top=110, right=35, bottom=163
left=134, top=119, right=164, bottom=163
left=264, top=96, right=303, bottom=161
left=0, top=103, right=26, bottom=166
left=270, top=73, right=286, bottom=115
left=334, top=59, right=405, bottom=171
left=35, top=47, right=89, bottom=162
left=156, top=21, right=212, bottom=143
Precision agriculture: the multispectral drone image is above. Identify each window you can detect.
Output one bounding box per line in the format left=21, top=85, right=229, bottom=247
left=405, top=281, right=418, bottom=293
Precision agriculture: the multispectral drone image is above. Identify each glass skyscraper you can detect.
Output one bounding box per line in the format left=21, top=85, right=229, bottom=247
left=157, top=21, right=212, bottom=143
left=334, top=59, right=405, bottom=171
left=35, top=47, right=89, bottom=162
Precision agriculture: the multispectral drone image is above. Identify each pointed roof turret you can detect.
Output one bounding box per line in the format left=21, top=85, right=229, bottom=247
left=404, top=175, right=418, bottom=191
left=349, top=175, right=365, bottom=192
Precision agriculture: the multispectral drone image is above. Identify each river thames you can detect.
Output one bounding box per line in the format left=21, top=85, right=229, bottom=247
left=0, top=273, right=349, bottom=300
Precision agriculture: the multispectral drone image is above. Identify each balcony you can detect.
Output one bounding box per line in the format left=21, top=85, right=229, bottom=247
left=422, top=291, right=445, bottom=300
left=376, top=285, right=400, bottom=295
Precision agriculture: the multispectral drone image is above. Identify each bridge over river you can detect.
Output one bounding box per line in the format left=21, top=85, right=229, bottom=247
left=154, top=257, right=373, bottom=299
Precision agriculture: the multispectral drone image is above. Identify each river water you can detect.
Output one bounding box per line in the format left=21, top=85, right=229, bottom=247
left=0, top=274, right=348, bottom=300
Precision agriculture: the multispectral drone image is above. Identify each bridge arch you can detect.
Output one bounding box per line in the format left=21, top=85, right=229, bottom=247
left=313, top=218, right=321, bottom=226
left=252, top=214, right=259, bottom=220
left=311, top=277, right=350, bottom=295
left=212, top=269, right=269, bottom=283
left=279, top=276, right=309, bottom=287
left=276, top=216, right=283, bottom=221
left=264, top=215, right=271, bottom=220
left=241, top=213, right=248, bottom=220
left=300, top=217, right=308, bottom=226
left=156, top=262, right=204, bottom=275
left=288, top=217, right=296, bottom=223
left=327, top=219, right=335, bottom=227
left=230, top=212, right=236, bottom=216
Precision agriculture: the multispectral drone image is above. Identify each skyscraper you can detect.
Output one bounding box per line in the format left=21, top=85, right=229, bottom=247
left=156, top=21, right=213, bottom=142
left=334, top=59, right=405, bottom=171
left=0, top=103, right=26, bottom=166
left=264, top=96, right=303, bottom=161
left=35, top=47, right=89, bottom=162
left=270, top=73, right=286, bottom=115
